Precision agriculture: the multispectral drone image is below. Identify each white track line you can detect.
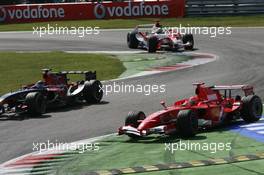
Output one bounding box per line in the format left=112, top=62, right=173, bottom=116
left=246, top=126, right=264, bottom=131
left=257, top=131, right=264, bottom=134
left=241, top=123, right=264, bottom=128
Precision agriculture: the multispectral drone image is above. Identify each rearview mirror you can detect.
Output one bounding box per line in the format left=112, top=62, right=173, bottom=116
left=160, top=100, right=167, bottom=109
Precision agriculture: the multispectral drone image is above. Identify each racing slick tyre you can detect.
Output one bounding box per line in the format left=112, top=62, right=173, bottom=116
left=148, top=36, right=158, bottom=53
left=25, top=92, right=46, bottom=116
left=183, top=34, right=194, bottom=50
left=241, top=95, right=263, bottom=123
left=84, top=80, right=103, bottom=103
left=125, top=111, right=146, bottom=138
left=127, top=32, right=139, bottom=49
left=176, top=110, right=198, bottom=138
left=0, top=105, right=4, bottom=115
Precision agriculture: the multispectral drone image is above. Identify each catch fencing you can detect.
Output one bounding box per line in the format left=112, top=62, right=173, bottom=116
left=186, top=0, right=264, bottom=16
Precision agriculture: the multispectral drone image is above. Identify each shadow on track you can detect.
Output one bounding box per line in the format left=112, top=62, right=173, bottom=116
left=0, top=101, right=109, bottom=121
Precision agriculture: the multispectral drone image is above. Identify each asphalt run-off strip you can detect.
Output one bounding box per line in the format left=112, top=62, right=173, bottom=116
left=83, top=152, right=264, bottom=175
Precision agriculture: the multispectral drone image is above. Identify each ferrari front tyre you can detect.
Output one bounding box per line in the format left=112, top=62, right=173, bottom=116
left=241, top=95, right=263, bottom=123
left=183, top=34, right=194, bottom=50
left=125, top=111, right=146, bottom=138
left=148, top=36, right=158, bottom=53
left=127, top=32, right=139, bottom=49
left=25, top=92, right=46, bottom=116
left=84, top=80, right=103, bottom=103
left=176, top=110, right=198, bottom=138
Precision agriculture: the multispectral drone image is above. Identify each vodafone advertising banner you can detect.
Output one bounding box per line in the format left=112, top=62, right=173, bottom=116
left=0, top=0, right=184, bottom=23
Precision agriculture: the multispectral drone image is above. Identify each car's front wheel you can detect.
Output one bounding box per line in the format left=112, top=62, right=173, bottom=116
left=25, top=92, right=46, bottom=116
left=183, top=34, right=194, bottom=50
left=127, top=32, right=139, bottom=49
left=148, top=36, right=158, bottom=53
left=176, top=110, right=198, bottom=138
left=125, top=111, right=146, bottom=138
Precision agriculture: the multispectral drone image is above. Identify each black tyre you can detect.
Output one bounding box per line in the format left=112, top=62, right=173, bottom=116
left=0, top=105, right=4, bottom=115
left=182, top=34, right=194, bottom=50
left=241, top=95, right=263, bottom=123
left=25, top=92, right=46, bottom=116
left=84, top=80, right=103, bottom=103
left=125, top=111, right=146, bottom=138
left=176, top=110, right=198, bottom=138
left=127, top=32, right=139, bottom=49
left=148, top=36, right=158, bottom=53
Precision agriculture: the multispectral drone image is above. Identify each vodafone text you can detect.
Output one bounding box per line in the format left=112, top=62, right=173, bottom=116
left=94, top=2, right=169, bottom=19
left=0, top=6, right=64, bottom=22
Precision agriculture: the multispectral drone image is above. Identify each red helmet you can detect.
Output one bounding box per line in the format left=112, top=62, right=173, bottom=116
left=189, top=96, right=198, bottom=106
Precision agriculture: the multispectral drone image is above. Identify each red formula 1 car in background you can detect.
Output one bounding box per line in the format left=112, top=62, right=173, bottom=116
left=119, top=83, right=263, bottom=138
left=127, top=24, right=194, bottom=53
left=0, top=69, right=103, bottom=117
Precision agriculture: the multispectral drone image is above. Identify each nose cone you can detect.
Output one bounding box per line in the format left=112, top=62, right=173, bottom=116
left=138, top=119, right=157, bottom=131
left=137, top=113, right=161, bottom=131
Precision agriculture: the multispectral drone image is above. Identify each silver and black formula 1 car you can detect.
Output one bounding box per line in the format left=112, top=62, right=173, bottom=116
left=127, top=24, right=194, bottom=53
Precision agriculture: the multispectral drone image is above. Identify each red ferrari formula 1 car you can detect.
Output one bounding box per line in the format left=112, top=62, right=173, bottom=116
left=127, top=24, right=194, bottom=53
left=119, top=83, right=263, bottom=138
left=0, top=69, right=103, bottom=117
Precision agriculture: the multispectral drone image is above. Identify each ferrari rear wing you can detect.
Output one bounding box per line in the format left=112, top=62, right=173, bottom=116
left=211, top=85, right=254, bottom=96
left=211, top=85, right=253, bottom=91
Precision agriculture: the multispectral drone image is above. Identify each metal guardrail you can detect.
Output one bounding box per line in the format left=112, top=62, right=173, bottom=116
left=186, top=0, right=264, bottom=16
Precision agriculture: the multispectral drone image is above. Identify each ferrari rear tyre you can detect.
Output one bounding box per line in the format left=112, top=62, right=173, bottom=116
left=241, top=95, right=263, bottom=123
left=125, top=111, right=146, bottom=138
left=148, top=36, right=158, bottom=53
left=127, top=32, right=139, bottom=49
left=183, top=34, right=194, bottom=50
left=177, top=110, right=198, bottom=138
left=84, top=80, right=103, bottom=103
left=25, top=92, right=46, bottom=116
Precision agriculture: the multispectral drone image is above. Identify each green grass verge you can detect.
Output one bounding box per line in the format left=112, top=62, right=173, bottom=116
left=0, top=52, right=125, bottom=95
left=118, top=53, right=190, bottom=78
left=1, top=15, right=264, bottom=31
left=56, top=126, right=264, bottom=174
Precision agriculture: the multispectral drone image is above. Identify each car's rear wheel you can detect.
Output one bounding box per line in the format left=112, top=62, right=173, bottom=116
left=0, top=105, right=4, bottom=115
left=127, top=32, right=139, bottom=49
left=241, top=95, right=263, bottom=123
left=183, top=34, right=194, bottom=50
left=25, top=92, right=46, bottom=116
left=84, top=80, right=103, bottom=103
left=125, top=111, right=146, bottom=138
left=148, top=36, right=158, bottom=53
left=176, top=110, right=198, bottom=138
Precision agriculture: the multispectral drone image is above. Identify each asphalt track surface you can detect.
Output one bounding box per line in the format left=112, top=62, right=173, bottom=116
left=0, top=28, right=264, bottom=164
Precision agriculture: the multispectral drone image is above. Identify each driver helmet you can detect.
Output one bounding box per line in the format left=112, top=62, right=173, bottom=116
left=189, top=96, right=198, bottom=106
left=155, top=20, right=162, bottom=28
left=35, top=80, right=45, bottom=88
